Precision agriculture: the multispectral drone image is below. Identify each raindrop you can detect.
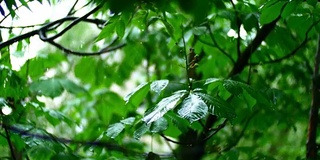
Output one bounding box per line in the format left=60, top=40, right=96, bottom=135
left=2, top=105, right=12, bottom=115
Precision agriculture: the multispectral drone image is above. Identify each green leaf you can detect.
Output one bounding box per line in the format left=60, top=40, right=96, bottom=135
left=265, top=88, right=282, bottom=105
left=192, top=26, right=207, bottom=36
left=44, top=109, right=74, bottom=126
left=120, top=117, right=136, bottom=125
left=177, top=93, right=208, bottom=123
left=134, top=121, right=150, bottom=139
left=204, top=78, right=223, bottom=85
left=150, top=117, right=168, bottom=133
left=223, top=80, right=243, bottom=97
left=74, top=57, right=96, bottom=83
left=223, top=80, right=272, bottom=107
left=150, top=79, right=169, bottom=94
left=4, top=0, right=17, bottom=18
left=146, top=152, right=161, bottom=160
left=194, top=92, right=236, bottom=119
left=240, top=84, right=271, bottom=107
left=243, top=13, right=259, bottom=32
left=0, top=65, right=27, bottom=99
left=29, top=78, right=64, bottom=98
left=161, top=20, right=175, bottom=39
left=116, top=19, right=126, bottom=39
left=27, top=146, right=55, bottom=160
left=95, top=19, right=117, bottom=42
left=21, top=53, right=65, bottom=80
left=143, top=90, right=188, bottom=124
left=51, top=153, right=79, bottom=160
left=281, top=0, right=298, bottom=18
left=106, top=123, right=125, bottom=139
left=58, top=79, right=87, bottom=95
left=164, top=112, right=189, bottom=133
left=19, top=0, right=31, bottom=10
left=11, top=134, right=26, bottom=151
left=29, top=78, right=86, bottom=98
left=260, top=1, right=286, bottom=24
left=306, top=0, right=317, bottom=6
left=124, top=82, right=150, bottom=106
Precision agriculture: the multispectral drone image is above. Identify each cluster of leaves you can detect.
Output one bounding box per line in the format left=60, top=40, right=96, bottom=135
left=0, top=0, right=320, bottom=159
left=0, top=0, right=54, bottom=17
left=106, top=78, right=276, bottom=140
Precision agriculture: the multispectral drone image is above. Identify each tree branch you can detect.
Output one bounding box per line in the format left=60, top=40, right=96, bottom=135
left=162, top=119, right=228, bottom=145
left=0, top=30, right=39, bottom=49
left=39, top=4, right=102, bottom=42
left=47, top=40, right=126, bottom=56
left=0, top=3, right=125, bottom=57
left=200, top=13, right=282, bottom=149
left=0, top=17, right=105, bottom=50
left=250, top=20, right=320, bottom=66
left=67, top=0, right=80, bottom=16
left=229, top=0, right=241, bottom=57
left=1, top=123, right=136, bottom=154
left=0, top=23, right=45, bottom=29
left=228, top=16, right=280, bottom=77
left=0, top=14, right=126, bottom=56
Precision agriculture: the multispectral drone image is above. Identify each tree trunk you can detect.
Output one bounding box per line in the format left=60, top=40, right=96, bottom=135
left=306, top=34, right=320, bottom=159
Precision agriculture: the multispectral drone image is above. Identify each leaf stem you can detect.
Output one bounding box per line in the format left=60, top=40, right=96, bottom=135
left=181, top=27, right=192, bottom=90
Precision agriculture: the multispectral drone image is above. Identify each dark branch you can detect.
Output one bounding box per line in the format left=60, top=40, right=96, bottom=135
left=0, top=30, right=39, bottom=49
left=39, top=4, right=102, bottom=42
left=0, top=3, right=125, bottom=57
left=306, top=34, right=320, bottom=159
left=0, top=123, right=176, bottom=158
left=229, top=0, right=241, bottom=57
left=67, top=0, right=80, bottom=16
left=0, top=23, right=45, bottom=29
left=200, top=119, right=228, bottom=142
left=48, top=40, right=126, bottom=56
left=249, top=20, right=320, bottom=65
left=2, top=123, right=135, bottom=154
left=0, top=17, right=105, bottom=49
left=228, top=16, right=280, bottom=76
left=161, top=119, right=228, bottom=145
left=0, top=14, right=126, bottom=56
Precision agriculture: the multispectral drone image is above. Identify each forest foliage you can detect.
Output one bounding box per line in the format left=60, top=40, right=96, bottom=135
left=1, top=0, right=320, bottom=159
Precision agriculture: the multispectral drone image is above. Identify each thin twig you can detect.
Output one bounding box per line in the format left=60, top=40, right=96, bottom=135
left=48, top=40, right=126, bottom=56
left=200, top=119, right=228, bottom=142
left=0, top=23, right=46, bottom=29
left=0, top=17, right=105, bottom=49
left=181, top=27, right=191, bottom=89
left=39, top=4, right=102, bottom=42
left=67, top=0, right=79, bottom=16
left=160, top=119, right=228, bottom=145
left=1, top=123, right=135, bottom=154
left=223, top=110, right=257, bottom=152
left=205, top=23, right=235, bottom=64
